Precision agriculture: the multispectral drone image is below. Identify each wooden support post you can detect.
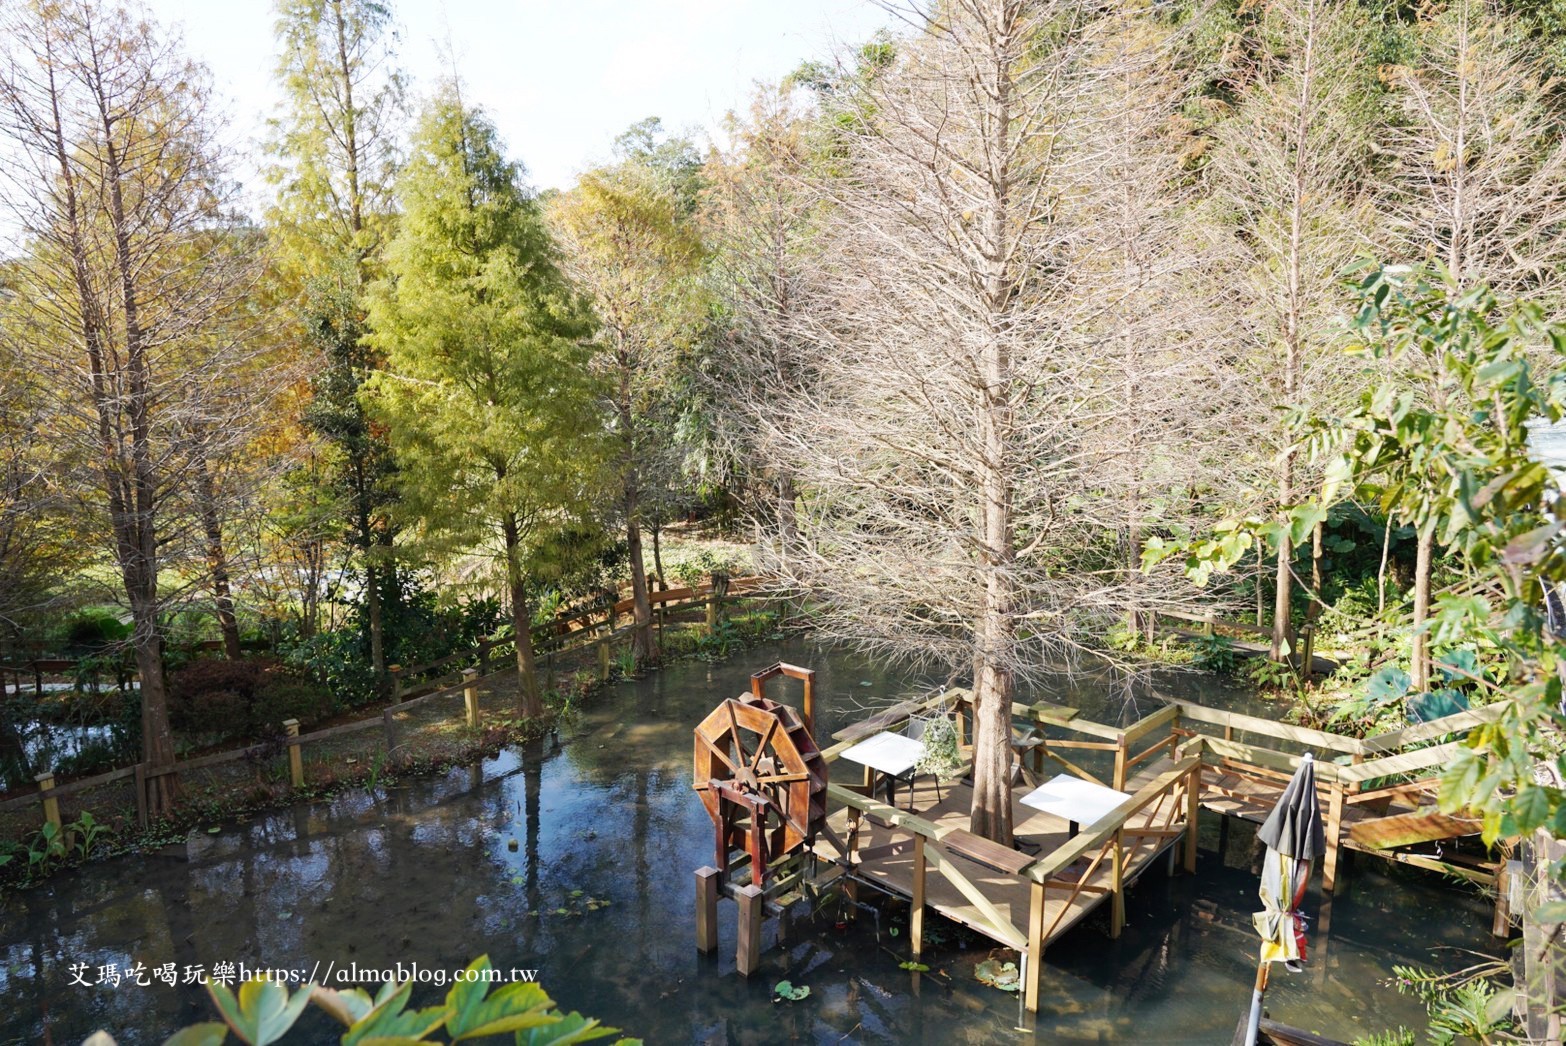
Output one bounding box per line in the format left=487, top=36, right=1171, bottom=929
left=598, top=640, right=611, bottom=682
left=283, top=719, right=303, bottom=788
left=1322, top=780, right=1345, bottom=893
left=462, top=668, right=480, bottom=729
left=1113, top=735, right=1128, bottom=792
left=389, top=665, right=404, bottom=703
left=1184, top=765, right=1200, bottom=874
left=911, top=840, right=927, bottom=959
left=802, top=673, right=815, bottom=739
left=382, top=707, right=397, bottom=753
left=736, top=883, right=764, bottom=976
left=1492, top=861, right=1511, bottom=938
left=1110, top=829, right=1126, bottom=938
left=1025, top=879, right=1045, bottom=1014
left=479, top=639, right=492, bottom=676
left=36, top=772, right=60, bottom=833
left=954, top=695, right=967, bottom=750
left=695, top=866, right=720, bottom=953
left=706, top=598, right=719, bottom=633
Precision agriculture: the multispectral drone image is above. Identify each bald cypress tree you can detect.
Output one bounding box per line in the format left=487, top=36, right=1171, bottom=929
left=365, top=88, right=604, bottom=717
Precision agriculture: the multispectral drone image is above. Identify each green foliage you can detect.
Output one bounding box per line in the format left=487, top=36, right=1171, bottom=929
left=67, top=811, right=107, bottom=859
left=1246, top=657, right=1300, bottom=694
left=1159, top=267, right=1566, bottom=847
left=913, top=714, right=966, bottom=781
left=27, top=820, right=65, bottom=871
left=168, top=658, right=326, bottom=738
left=116, top=957, right=639, bottom=1046
left=772, top=980, right=810, bottom=1002
left=1190, top=632, right=1239, bottom=674
left=1351, top=1029, right=1416, bottom=1046
left=1389, top=964, right=1518, bottom=1045
left=365, top=86, right=607, bottom=693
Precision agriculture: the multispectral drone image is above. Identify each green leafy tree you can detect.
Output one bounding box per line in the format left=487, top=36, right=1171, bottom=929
left=1155, top=265, right=1566, bottom=855
left=553, top=129, right=707, bottom=663
left=366, top=86, right=603, bottom=717
left=266, top=0, right=406, bottom=680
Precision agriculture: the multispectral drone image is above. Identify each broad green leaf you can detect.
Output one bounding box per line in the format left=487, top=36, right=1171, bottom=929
left=515, top=1011, right=619, bottom=1046
left=205, top=980, right=312, bottom=1046
left=1407, top=689, right=1469, bottom=724
left=445, top=958, right=555, bottom=1042
left=1512, top=784, right=1553, bottom=834
left=1439, top=749, right=1482, bottom=812
left=1502, top=519, right=1565, bottom=564
left=1434, top=649, right=1479, bottom=684
left=1365, top=666, right=1411, bottom=707
left=310, top=986, right=377, bottom=1026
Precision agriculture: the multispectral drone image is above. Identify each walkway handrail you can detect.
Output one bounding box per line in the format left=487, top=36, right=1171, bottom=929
left=1169, top=699, right=1368, bottom=756
left=1024, top=755, right=1200, bottom=885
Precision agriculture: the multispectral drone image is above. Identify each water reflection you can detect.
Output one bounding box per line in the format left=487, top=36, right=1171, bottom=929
left=0, top=640, right=1500, bottom=1044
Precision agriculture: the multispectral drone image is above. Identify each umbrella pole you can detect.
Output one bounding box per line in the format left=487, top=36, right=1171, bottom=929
left=1244, top=961, right=1270, bottom=1046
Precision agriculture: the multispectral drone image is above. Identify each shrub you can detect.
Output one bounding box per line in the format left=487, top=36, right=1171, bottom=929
left=1190, top=632, right=1239, bottom=674
left=60, top=608, right=131, bottom=652
left=168, top=657, right=331, bottom=738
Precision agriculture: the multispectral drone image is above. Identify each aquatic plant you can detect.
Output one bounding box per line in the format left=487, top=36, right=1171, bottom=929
left=84, top=955, right=639, bottom=1045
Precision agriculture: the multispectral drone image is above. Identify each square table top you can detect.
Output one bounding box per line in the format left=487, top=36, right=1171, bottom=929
left=1019, top=774, right=1131, bottom=828
left=838, top=731, right=925, bottom=777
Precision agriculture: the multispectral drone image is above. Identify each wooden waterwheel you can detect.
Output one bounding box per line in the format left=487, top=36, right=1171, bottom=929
left=693, top=693, right=827, bottom=883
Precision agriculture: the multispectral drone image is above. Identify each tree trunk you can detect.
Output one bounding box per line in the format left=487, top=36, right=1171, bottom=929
left=127, top=585, right=178, bottom=816
left=625, top=488, right=654, bottom=662
left=650, top=515, right=666, bottom=591
left=777, top=475, right=799, bottom=565
left=503, top=516, right=543, bottom=717
left=193, top=450, right=241, bottom=659
left=966, top=3, right=1019, bottom=847
left=616, top=353, right=653, bottom=662
left=1412, top=527, right=1434, bottom=691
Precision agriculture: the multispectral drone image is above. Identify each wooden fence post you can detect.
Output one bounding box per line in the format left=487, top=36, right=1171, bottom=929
left=598, top=639, right=611, bottom=682
left=1113, top=734, right=1129, bottom=792
left=695, top=866, right=720, bottom=953
left=1184, top=764, right=1200, bottom=874
left=35, top=772, right=60, bottom=834
left=479, top=639, right=492, bottom=676
left=911, top=840, right=927, bottom=959
left=463, top=668, right=480, bottom=729
left=1323, top=779, right=1345, bottom=893
left=1026, top=879, right=1045, bottom=1013
left=382, top=707, right=397, bottom=753
left=283, top=719, right=303, bottom=789
left=1110, top=829, right=1126, bottom=938
left=389, top=665, right=404, bottom=703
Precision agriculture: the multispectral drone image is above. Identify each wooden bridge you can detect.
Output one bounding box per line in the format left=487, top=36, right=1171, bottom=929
left=800, top=689, right=1508, bottom=1014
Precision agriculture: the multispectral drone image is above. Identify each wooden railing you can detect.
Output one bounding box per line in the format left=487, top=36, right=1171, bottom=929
left=3, top=582, right=769, bottom=838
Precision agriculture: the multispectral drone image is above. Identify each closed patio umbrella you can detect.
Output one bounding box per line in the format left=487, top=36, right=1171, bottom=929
left=1243, top=752, right=1325, bottom=1046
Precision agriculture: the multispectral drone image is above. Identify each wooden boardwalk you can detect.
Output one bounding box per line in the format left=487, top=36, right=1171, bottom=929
left=704, top=685, right=1509, bottom=1013
left=819, top=759, right=1190, bottom=951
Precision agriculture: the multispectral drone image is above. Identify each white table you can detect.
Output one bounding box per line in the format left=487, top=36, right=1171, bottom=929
left=1020, top=774, right=1131, bottom=837
left=839, top=731, right=925, bottom=810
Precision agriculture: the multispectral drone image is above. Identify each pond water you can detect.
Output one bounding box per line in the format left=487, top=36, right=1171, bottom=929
left=0, top=640, right=1501, bottom=1044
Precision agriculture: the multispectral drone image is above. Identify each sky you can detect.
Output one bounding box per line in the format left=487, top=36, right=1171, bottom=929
left=146, top=0, right=891, bottom=212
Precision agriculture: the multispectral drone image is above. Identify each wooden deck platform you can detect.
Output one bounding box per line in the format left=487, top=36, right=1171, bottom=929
left=816, top=758, right=1191, bottom=956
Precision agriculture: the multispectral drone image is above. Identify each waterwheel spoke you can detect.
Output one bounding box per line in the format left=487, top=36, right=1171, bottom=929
left=750, top=717, right=778, bottom=772
left=726, top=703, right=749, bottom=767
left=700, top=734, right=738, bottom=775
